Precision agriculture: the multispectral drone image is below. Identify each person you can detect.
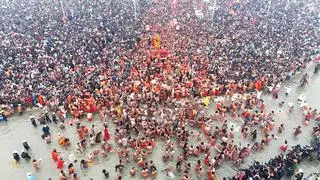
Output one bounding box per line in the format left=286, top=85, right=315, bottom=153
left=42, top=125, right=50, bottom=138
left=21, top=150, right=31, bottom=160
left=104, top=125, right=110, bottom=141
left=284, top=85, right=292, bottom=96
left=95, top=132, right=102, bottom=143
left=17, top=104, right=23, bottom=115
left=59, top=122, right=65, bottom=130
left=58, top=134, right=70, bottom=147
left=27, top=172, right=35, bottom=180
left=71, top=173, right=78, bottom=180
left=295, top=169, right=304, bottom=180
left=52, top=112, right=58, bottom=124
left=115, top=160, right=124, bottom=173
left=149, top=160, right=157, bottom=177
left=102, top=169, right=109, bottom=178
left=45, top=112, right=52, bottom=123
left=298, top=94, right=306, bottom=102
left=68, top=163, right=75, bottom=175
left=165, top=164, right=174, bottom=178
left=38, top=115, right=46, bottom=125
left=130, top=167, right=137, bottom=176
left=23, top=140, right=30, bottom=151
left=77, top=125, right=84, bottom=140
left=251, top=129, right=257, bottom=142
left=195, top=160, right=202, bottom=177
left=57, top=158, right=65, bottom=169
left=176, top=159, right=182, bottom=172
left=33, top=159, right=42, bottom=170
left=87, top=112, right=93, bottom=122
left=300, top=73, right=309, bottom=87
left=89, top=134, right=95, bottom=145
left=44, top=134, right=52, bottom=144
left=280, top=140, right=288, bottom=152
left=288, top=103, right=294, bottom=113
left=51, top=149, right=59, bottom=161
left=294, top=126, right=302, bottom=137
left=0, top=113, right=7, bottom=121
left=0, top=0, right=319, bottom=179
left=80, top=159, right=88, bottom=170
left=30, top=117, right=37, bottom=127
left=13, top=151, right=20, bottom=162
left=59, top=170, right=67, bottom=180
left=141, top=166, right=149, bottom=178
left=76, top=142, right=85, bottom=153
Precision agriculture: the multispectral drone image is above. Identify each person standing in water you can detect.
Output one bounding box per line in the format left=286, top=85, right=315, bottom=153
left=21, top=150, right=31, bottom=160
left=52, top=112, right=58, bottom=124
left=27, top=172, right=35, bottom=180
left=33, top=159, right=42, bottom=170
left=13, top=151, right=20, bottom=162
left=23, top=140, right=30, bottom=151
left=104, top=125, right=110, bottom=142
left=30, top=117, right=37, bottom=127
left=57, top=158, right=65, bottom=169
left=42, top=125, right=50, bottom=138
left=294, top=126, right=302, bottom=137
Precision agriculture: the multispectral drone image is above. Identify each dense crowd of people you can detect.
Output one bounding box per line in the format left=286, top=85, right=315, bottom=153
left=1, top=0, right=319, bottom=113
left=1, top=0, right=320, bottom=179
left=229, top=125, right=320, bottom=179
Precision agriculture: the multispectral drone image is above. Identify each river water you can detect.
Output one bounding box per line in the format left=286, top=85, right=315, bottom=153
left=0, top=62, right=319, bottom=180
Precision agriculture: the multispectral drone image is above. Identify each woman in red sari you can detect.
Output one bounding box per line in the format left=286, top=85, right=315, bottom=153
left=104, top=125, right=110, bottom=141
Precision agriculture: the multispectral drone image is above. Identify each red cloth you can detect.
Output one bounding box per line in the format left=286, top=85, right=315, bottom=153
left=25, top=96, right=32, bottom=105
left=160, top=48, right=168, bottom=58
left=91, top=105, right=98, bottom=113
left=51, top=151, right=58, bottom=161
left=104, top=127, right=110, bottom=141
left=83, top=127, right=89, bottom=134
left=57, top=159, right=64, bottom=169
left=78, top=129, right=83, bottom=140
left=280, top=145, right=287, bottom=152
left=207, top=169, right=214, bottom=180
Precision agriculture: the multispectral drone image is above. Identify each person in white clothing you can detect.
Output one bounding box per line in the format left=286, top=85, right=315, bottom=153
left=284, top=85, right=292, bottom=96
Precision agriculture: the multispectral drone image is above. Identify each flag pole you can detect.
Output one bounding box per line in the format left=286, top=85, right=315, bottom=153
left=133, top=0, right=137, bottom=21
left=212, top=0, right=217, bottom=24
left=60, top=0, right=66, bottom=19
left=267, top=0, right=271, bottom=15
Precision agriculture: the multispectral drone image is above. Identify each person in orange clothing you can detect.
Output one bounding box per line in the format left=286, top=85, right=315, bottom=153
left=207, top=165, right=216, bottom=180
left=37, top=95, right=45, bottom=107
left=154, top=34, right=161, bottom=49
left=77, top=125, right=84, bottom=140
left=255, top=79, right=263, bottom=91
left=67, top=94, right=72, bottom=104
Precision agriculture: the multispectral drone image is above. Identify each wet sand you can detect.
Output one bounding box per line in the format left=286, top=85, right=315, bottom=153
left=0, top=62, right=320, bottom=179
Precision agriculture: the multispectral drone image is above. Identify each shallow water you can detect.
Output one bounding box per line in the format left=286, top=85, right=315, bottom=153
left=0, top=63, right=320, bottom=180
